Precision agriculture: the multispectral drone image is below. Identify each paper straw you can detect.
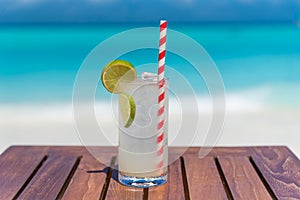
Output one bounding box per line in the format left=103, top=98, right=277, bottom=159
left=156, top=20, right=167, bottom=169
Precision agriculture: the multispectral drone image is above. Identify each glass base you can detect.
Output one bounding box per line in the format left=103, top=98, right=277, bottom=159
left=118, top=172, right=167, bottom=188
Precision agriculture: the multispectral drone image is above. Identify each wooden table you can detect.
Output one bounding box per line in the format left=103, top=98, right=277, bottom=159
left=0, top=146, right=299, bottom=199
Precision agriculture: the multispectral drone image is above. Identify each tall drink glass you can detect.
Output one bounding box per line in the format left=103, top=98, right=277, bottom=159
left=118, top=75, right=168, bottom=188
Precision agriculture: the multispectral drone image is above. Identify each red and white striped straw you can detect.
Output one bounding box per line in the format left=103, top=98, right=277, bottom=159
left=156, top=20, right=167, bottom=169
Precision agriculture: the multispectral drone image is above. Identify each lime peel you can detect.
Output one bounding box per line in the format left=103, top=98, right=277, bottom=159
left=119, top=93, right=136, bottom=128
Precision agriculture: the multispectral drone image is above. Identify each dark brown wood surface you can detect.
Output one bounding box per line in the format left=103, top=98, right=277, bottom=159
left=0, top=146, right=299, bottom=200
left=218, top=156, right=272, bottom=199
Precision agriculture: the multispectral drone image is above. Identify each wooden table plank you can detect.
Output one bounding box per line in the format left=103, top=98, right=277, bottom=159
left=17, top=154, right=79, bottom=200
left=167, top=158, right=185, bottom=200
left=148, top=182, right=168, bottom=200
left=0, top=146, right=47, bottom=200
left=183, top=155, right=228, bottom=200
left=218, top=156, right=272, bottom=200
left=251, top=146, right=300, bottom=199
left=106, top=182, right=144, bottom=200
left=62, top=155, right=107, bottom=200
left=104, top=155, right=144, bottom=200
left=105, top=175, right=144, bottom=199
left=148, top=159, right=184, bottom=200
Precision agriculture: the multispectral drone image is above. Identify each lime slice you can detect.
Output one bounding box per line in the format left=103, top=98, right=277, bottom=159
left=119, top=93, right=136, bottom=128
left=101, top=60, right=136, bottom=93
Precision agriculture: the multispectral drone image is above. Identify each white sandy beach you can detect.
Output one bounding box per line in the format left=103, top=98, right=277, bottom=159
left=1, top=94, right=299, bottom=158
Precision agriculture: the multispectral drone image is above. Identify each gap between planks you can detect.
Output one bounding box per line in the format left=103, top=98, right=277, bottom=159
left=215, top=156, right=278, bottom=200
left=12, top=155, right=48, bottom=200
left=214, top=157, right=234, bottom=200
left=249, top=157, right=278, bottom=200
left=99, top=156, right=117, bottom=200
left=180, top=156, right=190, bottom=200
left=56, top=156, right=82, bottom=200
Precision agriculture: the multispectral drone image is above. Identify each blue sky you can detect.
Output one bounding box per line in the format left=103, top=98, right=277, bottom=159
left=1, top=0, right=300, bottom=23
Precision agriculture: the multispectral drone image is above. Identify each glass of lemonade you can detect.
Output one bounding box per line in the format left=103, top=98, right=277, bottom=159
left=100, top=60, right=168, bottom=188
left=118, top=73, right=168, bottom=188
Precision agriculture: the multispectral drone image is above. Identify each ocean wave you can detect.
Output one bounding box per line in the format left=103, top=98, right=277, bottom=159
left=1, top=83, right=300, bottom=124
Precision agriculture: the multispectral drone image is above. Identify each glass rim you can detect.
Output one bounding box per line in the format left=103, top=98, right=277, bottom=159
left=118, top=76, right=169, bottom=85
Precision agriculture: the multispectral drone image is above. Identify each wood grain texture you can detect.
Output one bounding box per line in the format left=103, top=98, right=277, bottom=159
left=0, top=146, right=300, bottom=199
left=148, top=182, right=168, bottom=200
left=167, top=158, right=185, bottom=200
left=251, top=146, right=300, bottom=199
left=183, top=155, right=227, bottom=200
left=105, top=177, right=144, bottom=200
left=17, top=154, right=79, bottom=200
left=218, top=156, right=272, bottom=200
left=148, top=159, right=184, bottom=200
left=104, top=155, right=144, bottom=200
left=0, top=146, right=47, bottom=200
left=62, top=154, right=107, bottom=200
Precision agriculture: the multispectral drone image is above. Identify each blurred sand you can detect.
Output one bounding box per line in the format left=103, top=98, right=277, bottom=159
left=1, top=102, right=299, bottom=158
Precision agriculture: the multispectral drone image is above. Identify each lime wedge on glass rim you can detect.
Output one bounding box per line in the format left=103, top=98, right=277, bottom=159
left=100, top=60, right=137, bottom=127
left=101, top=60, right=137, bottom=93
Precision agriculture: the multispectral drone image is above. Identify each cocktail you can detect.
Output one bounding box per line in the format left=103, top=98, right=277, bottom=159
left=100, top=20, right=168, bottom=188
left=118, top=73, right=168, bottom=187
left=100, top=61, right=168, bottom=188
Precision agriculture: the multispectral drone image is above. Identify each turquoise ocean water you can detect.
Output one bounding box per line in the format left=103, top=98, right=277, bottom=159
left=1, top=23, right=300, bottom=107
